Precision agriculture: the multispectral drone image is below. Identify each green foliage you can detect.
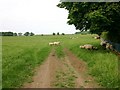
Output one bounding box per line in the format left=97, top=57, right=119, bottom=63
left=80, top=31, right=90, bottom=35
left=57, top=2, right=120, bottom=43
left=101, top=31, right=109, bottom=40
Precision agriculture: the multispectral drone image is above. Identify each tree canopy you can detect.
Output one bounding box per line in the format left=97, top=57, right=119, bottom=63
left=24, top=32, right=35, bottom=36
left=0, top=32, right=14, bottom=36
left=57, top=2, right=120, bottom=43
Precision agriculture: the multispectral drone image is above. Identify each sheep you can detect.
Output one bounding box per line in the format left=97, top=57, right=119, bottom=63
left=100, top=41, right=107, bottom=47
left=84, top=44, right=94, bottom=50
left=106, top=43, right=113, bottom=50
left=94, top=36, right=100, bottom=39
left=80, top=45, right=85, bottom=49
left=54, top=41, right=60, bottom=45
left=49, top=41, right=60, bottom=46
left=49, top=42, right=54, bottom=46
left=80, top=44, right=98, bottom=50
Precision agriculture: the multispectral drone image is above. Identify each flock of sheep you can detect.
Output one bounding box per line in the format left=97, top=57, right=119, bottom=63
left=80, top=35, right=113, bottom=50
left=48, top=35, right=113, bottom=51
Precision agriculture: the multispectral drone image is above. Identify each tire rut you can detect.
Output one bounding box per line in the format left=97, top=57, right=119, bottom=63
left=23, top=49, right=59, bottom=88
left=64, top=48, right=101, bottom=88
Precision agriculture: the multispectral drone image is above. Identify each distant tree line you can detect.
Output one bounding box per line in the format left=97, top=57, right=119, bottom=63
left=52, top=32, right=65, bottom=35
left=0, top=32, right=35, bottom=36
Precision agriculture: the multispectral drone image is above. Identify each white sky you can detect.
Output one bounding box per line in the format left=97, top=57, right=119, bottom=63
left=0, top=0, right=76, bottom=34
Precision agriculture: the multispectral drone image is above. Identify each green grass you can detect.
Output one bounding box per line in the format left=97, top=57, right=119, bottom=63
left=2, top=34, right=119, bottom=88
left=2, top=36, right=51, bottom=88
left=68, top=34, right=119, bottom=88
left=55, top=45, right=65, bottom=59
left=54, top=69, right=76, bottom=88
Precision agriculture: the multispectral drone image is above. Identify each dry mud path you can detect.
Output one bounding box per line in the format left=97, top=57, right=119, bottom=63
left=23, top=48, right=100, bottom=88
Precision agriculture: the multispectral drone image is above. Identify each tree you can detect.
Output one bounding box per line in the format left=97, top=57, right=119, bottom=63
left=30, top=32, right=34, bottom=36
left=53, top=32, right=56, bottom=35
left=57, top=32, right=59, bottom=35
left=61, top=33, right=65, bottom=35
left=24, top=32, right=29, bottom=36
left=13, top=33, right=17, bottom=36
left=57, top=2, right=120, bottom=43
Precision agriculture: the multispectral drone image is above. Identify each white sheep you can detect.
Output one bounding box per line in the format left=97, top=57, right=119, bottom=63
left=80, top=44, right=98, bottom=50
left=80, top=45, right=85, bottom=49
left=100, top=41, right=107, bottom=47
left=94, top=36, right=100, bottom=39
left=54, top=41, right=60, bottom=45
left=49, top=42, right=54, bottom=46
left=84, top=44, right=93, bottom=50
left=106, top=43, right=113, bottom=50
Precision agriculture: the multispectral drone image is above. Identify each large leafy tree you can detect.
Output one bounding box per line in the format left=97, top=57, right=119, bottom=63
left=57, top=2, right=120, bottom=43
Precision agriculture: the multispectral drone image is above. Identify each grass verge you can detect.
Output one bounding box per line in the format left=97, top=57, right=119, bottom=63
left=69, top=45, right=119, bottom=88
left=55, top=45, right=65, bottom=59
left=2, top=47, right=51, bottom=88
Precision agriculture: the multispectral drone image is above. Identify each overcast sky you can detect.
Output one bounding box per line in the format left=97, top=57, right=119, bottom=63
left=0, top=0, right=77, bottom=34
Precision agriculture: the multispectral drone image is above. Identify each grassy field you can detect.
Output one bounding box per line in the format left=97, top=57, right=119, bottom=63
left=2, top=34, right=119, bottom=88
